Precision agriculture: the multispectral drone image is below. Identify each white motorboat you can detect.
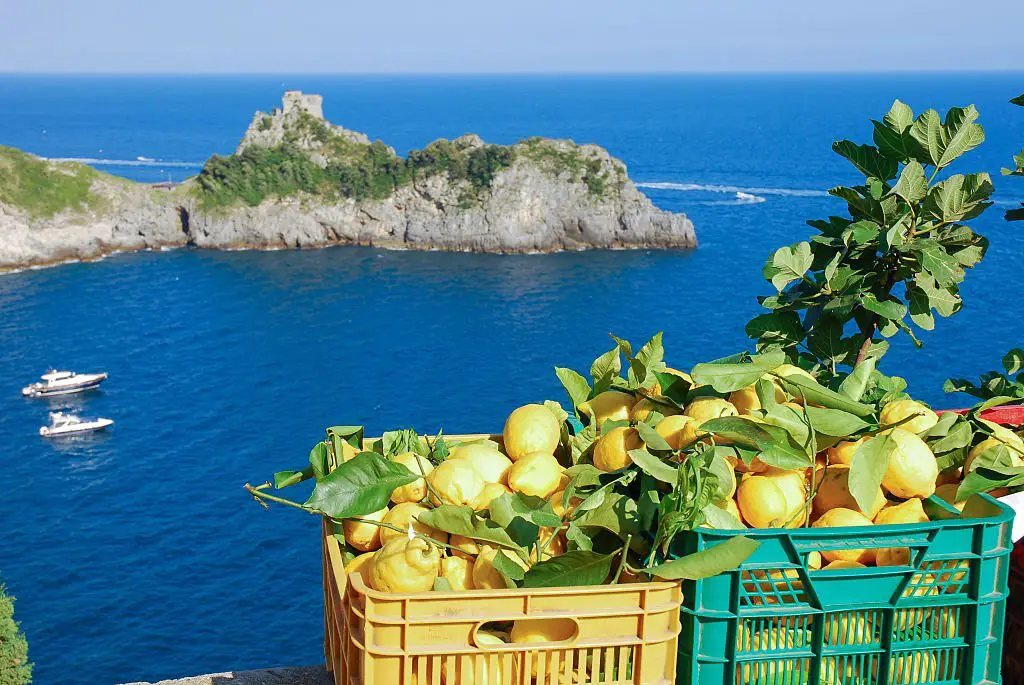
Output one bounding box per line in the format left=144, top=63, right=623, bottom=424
left=39, top=412, right=113, bottom=438
left=21, top=370, right=108, bottom=398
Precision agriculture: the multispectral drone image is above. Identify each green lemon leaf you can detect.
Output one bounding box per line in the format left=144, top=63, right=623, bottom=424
left=309, top=440, right=331, bottom=479
left=690, top=362, right=768, bottom=393
left=832, top=140, right=899, bottom=181
left=417, top=504, right=522, bottom=553
left=802, top=406, right=870, bottom=437
left=839, top=357, right=876, bottom=401
left=849, top=434, right=896, bottom=514
left=305, top=451, right=419, bottom=518
left=492, top=550, right=526, bottom=585
left=274, top=465, right=314, bottom=489
left=433, top=577, right=453, bottom=592
left=645, top=536, right=760, bottom=580
left=522, top=551, right=614, bottom=588
left=702, top=503, right=745, bottom=530
left=635, top=421, right=672, bottom=453
left=628, top=447, right=678, bottom=484
left=555, top=367, right=591, bottom=410
left=773, top=374, right=873, bottom=417
left=573, top=492, right=641, bottom=540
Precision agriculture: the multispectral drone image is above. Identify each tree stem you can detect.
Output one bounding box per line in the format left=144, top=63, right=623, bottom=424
left=611, top=535, right=633, bottom=584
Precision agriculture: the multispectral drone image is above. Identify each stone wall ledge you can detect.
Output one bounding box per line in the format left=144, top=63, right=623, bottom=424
left=122, top=665, right=331, bottom=685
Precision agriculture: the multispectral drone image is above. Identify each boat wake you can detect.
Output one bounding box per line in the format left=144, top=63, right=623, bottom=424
left=637, top=181, right=828, bottom=203
left=47, top=157, right=204, bottom=169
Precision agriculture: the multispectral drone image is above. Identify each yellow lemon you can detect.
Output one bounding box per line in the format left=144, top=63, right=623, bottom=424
left=890, top=646, right=938, bottom=683
left=827, top=437, right=866, bottom=466
left=880, top=399, right=939, bottom=435
left=343, top=506, right=387, bottom=552
left=440, top=556, right=475, bottom=591
left=472, top=546, right=528, bottom=590
left=474, top=482, right=511, bottom=510
left=549, top=490, right=582, bottom=520
left=683, top=397, right=738, bottom=422
left=762, top=467, right=808, bottom=527
left=339, top=440, right=361, bottom=463
left=736, top=476, right=792, bottom=528
left=449, top=442, right=514, bottom=485
left=812, top=465, right=886, bottom=519
left=936, top=466, right=962, bottom=487
left=381, top=502, right=448, bottom=546
left=428, top=459, right=486, bottom=507
left=506, top=452, right=563, bottom=498
left=440, top=630, right=511, bottom=684
left=630, top=396, right=680, bottom=422
left=882, top=429, right=938, bottom=499
left=812, top=509, right=874, bottom=564
left=874, top=497, right=928, bottom=526
left=449, top=534, right=480, bottom=560
left=876, top=547, right=912, bottom=566
left=654, top=414, right=700, bottom=450
left=964, top=423, right=1024, bottom=472
left=824, top=612, right=874, bottom=646
left=728, top=378, right=785, bottom=415
left=592, top=425, right=643, bottom=472
left=390, top=452, right=434, bottom=504
left=578, top=390, right=636, bottom=428
left=503, top=404, right=561, bottom=460
left=819, top=560, right=867, bottom=570
left=511, top=617, right=578, bottom=677
left=343, top=551, right=376, bottom=586
left=530, top=528, right=567, bottom=563
left=807, top=551, right=822, bottom=570
left=371, top=536, right=441, bottom=593
left=934, top=483, right=965, bottom=512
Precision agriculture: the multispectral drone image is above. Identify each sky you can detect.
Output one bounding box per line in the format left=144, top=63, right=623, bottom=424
left=1, top=0, right=1022, bottom=74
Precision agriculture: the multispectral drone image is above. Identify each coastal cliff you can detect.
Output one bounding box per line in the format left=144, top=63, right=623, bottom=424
left=0, top=92, right=695, bottom=271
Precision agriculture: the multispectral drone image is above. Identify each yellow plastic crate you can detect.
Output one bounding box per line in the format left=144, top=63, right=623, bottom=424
left=321, top=435, right=684, bottom=685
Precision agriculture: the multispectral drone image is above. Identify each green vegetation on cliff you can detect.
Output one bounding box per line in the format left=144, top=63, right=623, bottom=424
left=195, top=131, right=514, bottom=211
left=194, top=113, right=614, bottom=211
left=0, top=146, right=100, bottom=218
left=0, top=583, right=31, bottom=685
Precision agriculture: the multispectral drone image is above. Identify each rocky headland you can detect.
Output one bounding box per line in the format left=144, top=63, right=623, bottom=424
left=0, top=92, right=695, bottom=271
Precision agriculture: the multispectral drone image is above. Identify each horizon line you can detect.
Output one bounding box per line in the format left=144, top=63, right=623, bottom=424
left=2, top=68, right=1024, bottom=77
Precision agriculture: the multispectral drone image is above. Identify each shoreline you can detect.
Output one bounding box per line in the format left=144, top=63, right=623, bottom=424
left=0, top=236, right=698, bottom=276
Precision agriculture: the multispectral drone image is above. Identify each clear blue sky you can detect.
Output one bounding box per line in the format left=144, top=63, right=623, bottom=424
left=2, top=0, right=1022, bottom=73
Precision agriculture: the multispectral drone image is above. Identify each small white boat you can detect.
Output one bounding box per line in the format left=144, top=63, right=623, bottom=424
left=736, top=191, right=760, bottom=203
left=39, top=412, right=113, bottom=438
left=21, top=370, right=108, bottom=398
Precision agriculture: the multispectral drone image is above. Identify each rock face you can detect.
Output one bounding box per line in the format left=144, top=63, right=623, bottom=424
left=0, top=93, right=695, bottom=271
left=0, top=176, right=186, bottom=270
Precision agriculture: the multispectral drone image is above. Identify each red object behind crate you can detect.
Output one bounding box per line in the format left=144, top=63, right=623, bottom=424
left=943, top=404, right=1024, bottom=683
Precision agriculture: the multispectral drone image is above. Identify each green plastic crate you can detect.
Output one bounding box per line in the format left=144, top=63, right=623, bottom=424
left=672, top=494, right=1014, bottom=685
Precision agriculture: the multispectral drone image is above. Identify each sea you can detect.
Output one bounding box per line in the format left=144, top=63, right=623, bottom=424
left=1, top=73, right=1023, bottom=684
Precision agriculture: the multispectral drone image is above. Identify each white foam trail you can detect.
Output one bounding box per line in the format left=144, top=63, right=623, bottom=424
left=47, top=157, right=203, bottom=169
left=637, top=181, right=829, bottom=198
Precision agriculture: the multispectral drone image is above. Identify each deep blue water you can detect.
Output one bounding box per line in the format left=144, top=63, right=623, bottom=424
left=1, top=73, right=1024, bottom=684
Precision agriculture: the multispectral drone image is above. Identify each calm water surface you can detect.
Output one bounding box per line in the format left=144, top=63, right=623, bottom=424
left=1, top=73, right=1023, bottom=684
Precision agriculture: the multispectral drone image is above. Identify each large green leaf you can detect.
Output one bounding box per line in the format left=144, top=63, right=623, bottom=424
left=839, top=358, right=876, bottom=401
left=628, top=447, right=678, bottom=484
left=923, top=173, right=994, bottom=224
left=305, top=451, right=418, bottom=518
left=690, top=362, right=768, bottom=393
left=891, top=160, right=928, bottom=203
left=849, top=434, right=896, bottom=514
left=699, top=417, right=772, bottom=450
left=555, top=367, right=591, bottom=410
left=803, top=405, right=870, bottom=436
left=861, top=293, right=907, bottom=321
left=910, top=109, right=944, bottom=166
left=832, top=140, right=898, bottom=181
left=573, top=492, right=640, bottom=539
left=765, top=242, right=814, bottom=291
left=746, top=311, right=805, bottom=348
left=937, top=105, right=985, bottom=168
left=773, top=374, right=874, bottom=417
left=522, top=551, right=614, bottom=588
left=417, top=505, right=524, bottom=553
left=274, top=465, right=314, bottom=489
left=645, top=536, right=760, bottom=579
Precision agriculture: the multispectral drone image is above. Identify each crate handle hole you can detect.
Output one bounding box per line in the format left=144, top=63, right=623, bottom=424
left=473, top=618, right=580, bottom=648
